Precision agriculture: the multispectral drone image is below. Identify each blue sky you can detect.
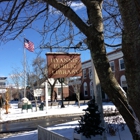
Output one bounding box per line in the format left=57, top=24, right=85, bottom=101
left=0, top=31, right=40, bottom=76
left=0, top=2, right=91, bottom=81
left=0, top=29, right=91, bottom=79
left=0, top=1, right=117, bottom=84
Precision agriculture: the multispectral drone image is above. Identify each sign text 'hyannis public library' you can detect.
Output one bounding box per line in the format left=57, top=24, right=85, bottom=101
left=46, top=53, right=82, bottom=78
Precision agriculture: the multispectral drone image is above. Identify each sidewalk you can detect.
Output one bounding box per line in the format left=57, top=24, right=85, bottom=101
left=0, top=101, right=116, bottom=123
left=0, top=101, right=89, bottom=123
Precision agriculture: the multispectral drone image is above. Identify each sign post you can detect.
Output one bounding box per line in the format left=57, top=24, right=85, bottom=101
left=58, top=78, right=65, bottom=108
left=46, top=52, right=82, bottom=109
left=45, top=81, right=48, bottom=113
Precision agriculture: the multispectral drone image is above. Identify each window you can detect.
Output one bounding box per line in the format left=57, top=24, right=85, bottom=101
left=48, top=88, right=51, bottom=96
left=89, top=68, right=92, bottom=79
left=84, top=82, right=88, bottom=96
left=56, top=80, right=59, bottom=84
left=119, top=58, right=125, bottom=70
left=109, top=61, right=115, bottom=72
left=0, top=82, right=6, bottom=87
left=83, top=69, right=87, bottom=79
left=58, top=88, right=61, bottom=95
left=120, top=75, right=127, bottom=87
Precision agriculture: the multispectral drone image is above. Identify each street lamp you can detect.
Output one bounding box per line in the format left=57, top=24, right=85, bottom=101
left=58, top=78, right=65, bottom=108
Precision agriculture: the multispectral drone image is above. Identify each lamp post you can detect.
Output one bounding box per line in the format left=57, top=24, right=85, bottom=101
left=58, top=78, right=65, bottom=108
left=45, top=81, right=48, bottom=113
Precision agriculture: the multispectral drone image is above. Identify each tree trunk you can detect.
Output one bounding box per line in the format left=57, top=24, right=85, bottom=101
left=50, top=87, right=53, bottom=102
left=76, top=92, right=80, bottom=108
left=116, top=0, right=140, bottom=139
left=48, top=79, right=57, bottom=102
left=23, top=0, right=140, bottom=139
left=82, top=0, right=139, bottom=139
left=89, top=37, right=138, bottom=139
left=122, top=32, right=140, bottom=139
left=44, top=0, right=140, bottom=139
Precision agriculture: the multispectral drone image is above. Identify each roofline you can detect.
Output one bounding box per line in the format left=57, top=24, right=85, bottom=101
left=46, top=52, right=81, bottom=55
left=107, top=48, right=122, bottom=55
left=0, top=77, right=7, bottom=80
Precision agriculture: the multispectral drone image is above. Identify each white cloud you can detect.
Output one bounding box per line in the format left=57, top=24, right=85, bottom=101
left=70, top=2, right=85, bottom=10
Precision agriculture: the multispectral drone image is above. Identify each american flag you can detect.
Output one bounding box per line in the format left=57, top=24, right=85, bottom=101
left=24, top=38, right=34, bottom=52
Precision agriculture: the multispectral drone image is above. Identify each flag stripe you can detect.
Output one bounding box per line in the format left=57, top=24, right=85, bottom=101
left=24, top=38, right=34, bottom=52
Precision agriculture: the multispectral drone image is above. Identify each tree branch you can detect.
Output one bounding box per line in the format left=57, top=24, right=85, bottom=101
left=44, top=0, right=90, bottom=36
left=105, top=43, right=121, bottom=47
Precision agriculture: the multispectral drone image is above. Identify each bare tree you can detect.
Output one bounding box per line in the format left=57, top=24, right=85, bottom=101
left=68, top=78, right=81, bottom=108
left=1, top=0, right=140, bottom=139
left=31, top=56, right=57, bottom=102
left=9, top=68, right=23, bottom=100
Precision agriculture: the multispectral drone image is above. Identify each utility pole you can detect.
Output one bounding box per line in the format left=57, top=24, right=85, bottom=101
left=91, top=58, right=107, bottom=140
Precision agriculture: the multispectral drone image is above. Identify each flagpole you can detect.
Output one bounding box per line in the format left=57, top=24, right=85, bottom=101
left=23, top=38, right=27, bottom=98
left=23, top=37, right=34, bottom=98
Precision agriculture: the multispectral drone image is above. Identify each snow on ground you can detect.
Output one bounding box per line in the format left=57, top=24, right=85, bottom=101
left=0, top=101, right=133, bottom=140
left=0, top=102, right=87, bottom=122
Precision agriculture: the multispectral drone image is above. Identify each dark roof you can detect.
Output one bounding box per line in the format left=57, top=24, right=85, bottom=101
left=107, top=48, right=122, bottom=55
left=82, top=59, right=91, bottom=64
left=0, top=77, right=7, bottom=80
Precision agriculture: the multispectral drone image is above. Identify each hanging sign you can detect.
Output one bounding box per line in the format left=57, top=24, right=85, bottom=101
left=46, top=53, right=82, bottom=78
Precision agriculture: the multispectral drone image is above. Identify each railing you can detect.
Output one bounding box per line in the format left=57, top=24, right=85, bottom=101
left=62, top=100, right=90, bottom=106
left=47, top=100, right=90, bottom=108
left=38, top=125, right=70, bottom=140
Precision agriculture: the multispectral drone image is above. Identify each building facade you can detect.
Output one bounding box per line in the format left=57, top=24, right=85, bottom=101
left=39, top=78, right=69, bottom=102
left=80, top=60, right=93, bottom=100
left=0, top=77, right=7, bottom=94
left=69, top=49, right=126, bottom=100
left=108, top=49, right=127, bottom=92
